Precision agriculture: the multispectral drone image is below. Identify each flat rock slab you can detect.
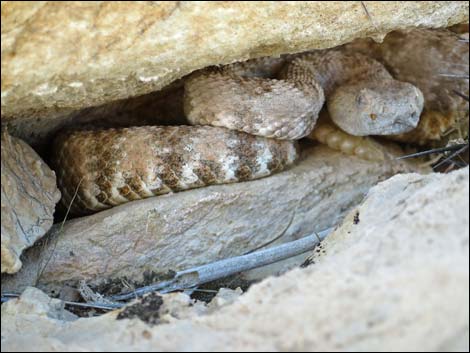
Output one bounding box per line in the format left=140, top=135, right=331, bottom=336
left=1, top=132, right=61, bottom=274
left=1, top=145, right=419, bottom=294
left=1, top=2, right=468, bottom=145
left=1, top=167, right=467, bottom=351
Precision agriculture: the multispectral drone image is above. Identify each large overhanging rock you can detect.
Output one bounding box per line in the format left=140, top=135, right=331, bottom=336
left=1, top=2, right=468, bottom=145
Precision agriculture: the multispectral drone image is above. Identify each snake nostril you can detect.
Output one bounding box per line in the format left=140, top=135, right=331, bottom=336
left=356, top=94, right=365, bottom=105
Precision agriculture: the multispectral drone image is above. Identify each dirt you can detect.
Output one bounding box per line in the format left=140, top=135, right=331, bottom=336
left=116, top=292, right=164, bottom=326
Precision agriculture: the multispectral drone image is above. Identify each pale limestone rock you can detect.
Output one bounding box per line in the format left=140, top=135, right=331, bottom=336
left=206, top=288, right=243, bottom=313
left=1, top=167, right=468, bottom=351
left=157, top=292, right=208, bottom=323
left=1, top=131, right=61, bottom=274
left=1, top=287, right=77, bottom=323
left=1, top=144, right=420, bottom=294
left=1, top=2, right=468, bottom=145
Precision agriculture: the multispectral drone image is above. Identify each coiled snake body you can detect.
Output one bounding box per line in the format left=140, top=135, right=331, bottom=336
left=53, top=29, right=467, bottom=215
left=53, top=126, right=297, bottom=216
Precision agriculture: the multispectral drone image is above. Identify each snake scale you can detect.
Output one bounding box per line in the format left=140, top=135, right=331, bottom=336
left=52, top=28, right=468, bottom=215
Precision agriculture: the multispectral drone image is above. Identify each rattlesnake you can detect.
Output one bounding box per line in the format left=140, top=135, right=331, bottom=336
left=185, top=50, right=423, bottom=138
left=52, top=28, right=467, bottom=216
left=344, top=28, right=469, bottom=145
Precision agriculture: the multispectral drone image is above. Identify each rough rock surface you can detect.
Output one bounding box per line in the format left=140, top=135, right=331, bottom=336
left=1, top=131, right=61, bottom=274
left=1, top=2, right=468, bottom=145
left=1, top=167, right=467, bottom=352
left=1, top=144, right=420, bottom=294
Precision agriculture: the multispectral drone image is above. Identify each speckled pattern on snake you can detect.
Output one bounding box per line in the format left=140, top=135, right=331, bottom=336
left=52, top=28, right=468, bottom=215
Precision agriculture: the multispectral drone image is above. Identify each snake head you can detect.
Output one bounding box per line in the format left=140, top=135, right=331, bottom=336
left=327, top=80, right=424, bottom=136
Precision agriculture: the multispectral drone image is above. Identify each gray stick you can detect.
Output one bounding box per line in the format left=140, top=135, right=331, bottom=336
left=111, top=227, right=333, bottom=300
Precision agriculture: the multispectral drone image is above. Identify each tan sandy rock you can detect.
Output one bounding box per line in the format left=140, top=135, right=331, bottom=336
left=1, top=167, right=467, bottom=351
left=1, top=131, right=61, bottom=274
left=1, top=2, right=468, bottom=145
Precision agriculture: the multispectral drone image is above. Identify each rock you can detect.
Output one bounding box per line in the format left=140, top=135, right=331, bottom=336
left=115, top=291, right=208, bottom=326
left=157, top=292, right=208, bottom=323
left=1, top=131, right=61, bottom=274
left=206, top=288, right=244, bottom=313
left=1, top=287, right=77, bottom=323
left=1, top=2, right=468, bottom=146
left=1, top=167, right=467, bottom=351
left=195, top=167, right=469, bottom=351
left=0, top=287, right=205, bottom=350
left=1, top=144, right=421, bottom=294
